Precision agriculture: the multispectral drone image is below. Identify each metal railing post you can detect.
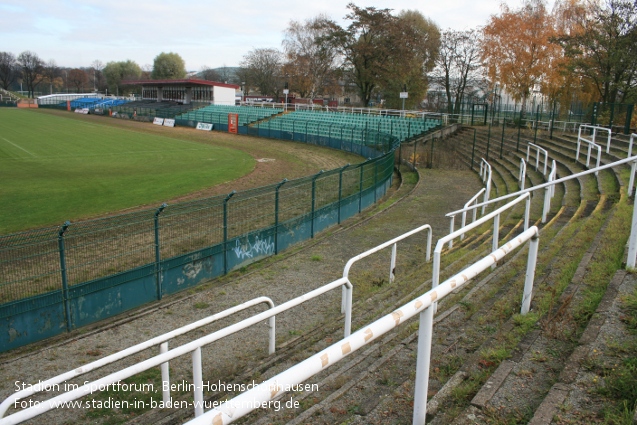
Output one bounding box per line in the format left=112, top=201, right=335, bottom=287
left=311, top=170, right=324, bottom=238
left=412, top=304, right=434, bottom=425
left=517, top=107, right=522, bottom=152
left=521, top=234, right=540, bottom=314
left=154, top=203, right=167, bottom=300
left=486, top=124, right=491, bottom=160
left=359, top=165, right=364, bottom=213
left=500, top=115, right=505, bottom=159
left=550, top=100, right=556, bottom=140
left=413, top=140, right=418, bottom=168
left=274, top=179, right=287, bottom=254
left=223, top=191, right=236, bottom=274
left=534, top=105, right=540, bottom=143
left=389, top=243, right=397, bottom=283
left=628, top=161, right=637, bottom=197
left=470, top=128, right=477, bottom=170
left=57, top=221, right=72, bottom=332
left=160, top=342, right=170, bottom=404
left=628, top=196, right=637, bottom=269
left=192, top=347, right=204, bottom=417
left=374, top=160, right=378, bottom=202
left=492, top=214, right=500, bottom=269
left=524, top=196, right=531, bottom=231
left=338, top=164, right=349, bottom=224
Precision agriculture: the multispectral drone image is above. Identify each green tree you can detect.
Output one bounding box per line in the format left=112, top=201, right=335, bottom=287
left=151, top=52, right=186, bottom=80
left=320, top=4, right=439, bottom=107
left=103, top=60, right=142, bottom=95
left=553, top=0, right=637, bottom=104
left=382, top=10, right=440, bottom=109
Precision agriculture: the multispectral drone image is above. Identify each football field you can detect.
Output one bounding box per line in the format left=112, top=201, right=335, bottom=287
left=0, top=109, right=254, bottom=234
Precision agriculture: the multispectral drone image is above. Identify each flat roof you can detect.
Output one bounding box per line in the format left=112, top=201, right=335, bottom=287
left=122, top=79, right=240, bottom=89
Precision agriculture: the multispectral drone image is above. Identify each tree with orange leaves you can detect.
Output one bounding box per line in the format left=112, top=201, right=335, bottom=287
left=481, top=0, right=555, bottom=114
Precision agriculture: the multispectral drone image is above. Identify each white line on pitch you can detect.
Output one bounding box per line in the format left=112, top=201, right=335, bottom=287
left=1, top=137, right=36, bottom=157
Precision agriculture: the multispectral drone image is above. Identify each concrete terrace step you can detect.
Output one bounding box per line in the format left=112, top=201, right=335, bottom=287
left=242, top=132, right=611, bottom=425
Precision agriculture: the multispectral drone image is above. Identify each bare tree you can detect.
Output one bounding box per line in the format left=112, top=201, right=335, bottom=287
left=283, top=15, right=340, bottom=100
left=91, top=60, right=105, bottom=91
left=431, top=29, right=484, bottom=114
left=42, top=59, right=59, bottom=95
left=69, top=69, right=88, bottom=92
left=240, top=48, right=284, bottom=98
left=17, top=51, right=44, bottom=98
left=0, top=52, right=17, bottom=90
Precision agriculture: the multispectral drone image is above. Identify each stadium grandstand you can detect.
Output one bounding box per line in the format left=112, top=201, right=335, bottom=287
left=258, top=110, right=441, bottom=143
left=123, top=78, right=239, bottom=106
left=109, top=100, right=205, bottom=119
left=176, top=104, right=284, bottom=127
left=37, top=93, right=129, bottom=109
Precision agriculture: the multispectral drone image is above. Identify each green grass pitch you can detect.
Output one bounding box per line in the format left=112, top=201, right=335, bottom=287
left=0, top=109, right=254, bottom=234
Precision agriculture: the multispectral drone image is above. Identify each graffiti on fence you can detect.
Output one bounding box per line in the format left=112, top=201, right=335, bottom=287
left=177, top=255, right=215, bottom=286
left=317, top=212, right=332, bottom=224
left=233, top=236, right=275, bottom=260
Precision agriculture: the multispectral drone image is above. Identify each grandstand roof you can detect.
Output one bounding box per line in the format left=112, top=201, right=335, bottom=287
left=122, top=79, right=240, bottom=89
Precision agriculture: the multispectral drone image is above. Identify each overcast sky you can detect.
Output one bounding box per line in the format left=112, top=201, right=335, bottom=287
left=1, top=0, right=532, bottom=71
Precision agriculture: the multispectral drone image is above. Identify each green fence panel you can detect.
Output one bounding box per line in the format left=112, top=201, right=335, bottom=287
left=313, top=203, right=339, bottom=235
left=161, top=245, right=224, bottom=295
left=226, top=227, right=277, bottom=272
left=0, top=291, right=66, bottom=352
left=278, top=215, right=312, bottom=253
left=68, top=264, right=156, bottom=328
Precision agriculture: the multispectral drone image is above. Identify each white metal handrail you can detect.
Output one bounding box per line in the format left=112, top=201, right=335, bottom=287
left=344, top=223, right=432, bottom=284
left=460, top=188, right=486, bottom=242
left=448, top=189, right=487, bottom=248
left=542, top=160, right=557, bottom=223
left=437, top=193, right=531, bottom=293
left=0, top=278, right=353, bottom=424
left=628, top=133, right=636, bottom=158
left=577, top=125, right=604, bottom=175
left=627, top=135, right=637, bottom=197
left=448, top=156, right=637, bottom=217
left=445, top=155, right=637, bottom=268
left=479, top=158, right=492, bottom=214
left=183, top=226, right=540, bottom=425
left=0, top=296, right=276, bottom=419
left=549, top=160, right=557, bottom=199
left=340, top=224, right=432, bottom=320
left=527, top=143, right=549, bottom=175
left=519, top=158, right=527, bottom=190
left=579, top=124, right=612, bottom=153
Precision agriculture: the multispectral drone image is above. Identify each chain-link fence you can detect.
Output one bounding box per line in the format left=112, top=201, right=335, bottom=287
left=0, top=127, right=399, bottom=351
